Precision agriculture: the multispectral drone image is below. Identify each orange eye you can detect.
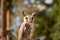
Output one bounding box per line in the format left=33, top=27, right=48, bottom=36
left=31, top=17, right=33, bottom=20
left=25, top=17, right=28, bottom=19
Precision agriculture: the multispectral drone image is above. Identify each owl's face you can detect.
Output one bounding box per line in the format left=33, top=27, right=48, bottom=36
left=23, top=12, right=36, bottom=23
left=24, top=15, right=34, bottom=23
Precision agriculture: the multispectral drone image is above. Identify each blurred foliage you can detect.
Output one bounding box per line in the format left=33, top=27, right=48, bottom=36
left=33, top=0, right=60, bottom=40
left=49, top=0, right=60, bottom=40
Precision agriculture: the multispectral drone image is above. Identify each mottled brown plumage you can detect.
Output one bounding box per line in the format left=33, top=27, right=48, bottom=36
left=22, top=23, right=31, bottom=40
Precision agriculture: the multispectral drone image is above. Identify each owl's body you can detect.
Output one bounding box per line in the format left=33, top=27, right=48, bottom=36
left=18, top=12, right=36, bottom=40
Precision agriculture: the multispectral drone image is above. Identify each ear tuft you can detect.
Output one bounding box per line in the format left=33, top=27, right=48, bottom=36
left=23, top=11, right=27, bottom=16
left=32, top=13, right=36, bottom=17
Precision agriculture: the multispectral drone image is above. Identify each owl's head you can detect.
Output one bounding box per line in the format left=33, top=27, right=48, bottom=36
left=23, top=11, right=36, bottom=23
